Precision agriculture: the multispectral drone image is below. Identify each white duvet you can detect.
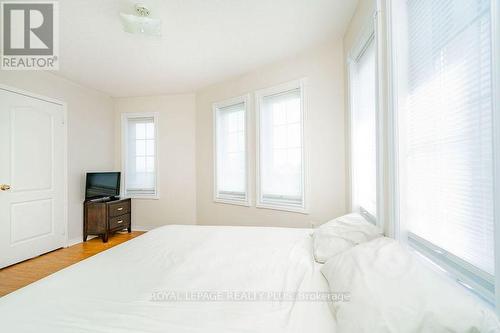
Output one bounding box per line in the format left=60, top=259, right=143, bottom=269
left=0, top=225, right=335, bottom=333
left=321, top=237, right=500, bottom=333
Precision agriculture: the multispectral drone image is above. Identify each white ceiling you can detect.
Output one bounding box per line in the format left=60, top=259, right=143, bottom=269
left=57, top=0, right=357, bottom=97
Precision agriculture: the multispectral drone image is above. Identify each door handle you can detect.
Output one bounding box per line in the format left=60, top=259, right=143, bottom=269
left=0, top=184, right=11, bottom=191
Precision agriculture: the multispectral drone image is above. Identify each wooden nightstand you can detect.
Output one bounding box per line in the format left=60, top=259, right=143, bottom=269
left=83, top=198, right=131, bottom=243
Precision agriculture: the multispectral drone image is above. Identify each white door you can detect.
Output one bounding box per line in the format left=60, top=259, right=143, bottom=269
left=0, top=87, right=66, bottom=268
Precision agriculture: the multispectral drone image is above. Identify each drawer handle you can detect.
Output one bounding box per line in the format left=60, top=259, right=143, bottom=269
left=116, top=220, right=123, bottom=224
left=117, top=207, right=123, bottom=211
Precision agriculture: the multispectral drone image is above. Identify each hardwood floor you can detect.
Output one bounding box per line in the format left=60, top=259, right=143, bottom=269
left=0, top=231, right=145, bottom=297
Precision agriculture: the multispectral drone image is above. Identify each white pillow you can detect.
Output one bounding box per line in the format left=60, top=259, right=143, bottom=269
left=312, top=213, right=382, bottom=263
left=321, top=237, right=500, bottom=333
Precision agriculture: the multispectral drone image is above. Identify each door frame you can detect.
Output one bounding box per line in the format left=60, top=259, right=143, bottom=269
left=0, top=84, right=69, bottom=248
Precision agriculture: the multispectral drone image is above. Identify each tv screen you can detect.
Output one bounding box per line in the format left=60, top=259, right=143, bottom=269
left=85, top=172, right=121, bottom=200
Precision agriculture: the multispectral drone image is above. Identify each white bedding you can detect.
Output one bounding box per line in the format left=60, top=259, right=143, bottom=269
left=321, top=237, right=500, bottom=332
left=0, top=225, right=335, bottom=333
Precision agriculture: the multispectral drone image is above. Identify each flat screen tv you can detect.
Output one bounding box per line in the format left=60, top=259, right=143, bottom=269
left=85, top=172, right=121, bottom=200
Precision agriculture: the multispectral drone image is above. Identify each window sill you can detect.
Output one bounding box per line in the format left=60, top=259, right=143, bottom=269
left=359, top=206, right=377, bottom=225
left=256, top=202, right=308, bottom=214
left=214, top=197, right=250, bottom=207
left=408, top=232, right=495, bottom=306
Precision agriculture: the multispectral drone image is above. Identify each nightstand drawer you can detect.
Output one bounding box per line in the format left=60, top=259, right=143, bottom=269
left=109, top=200, right=130, bottom=217
left=109, top=214, right=130, bottom=230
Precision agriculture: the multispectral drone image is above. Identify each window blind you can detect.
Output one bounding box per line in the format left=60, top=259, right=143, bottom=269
left=126, top=116, right=157, bottom=196
left=215, top=102, right=247, bottom=201
left=397, top=0, right=494, bottom=277
left=259, top=88, right=304, bottom=208
left=350, top=37, right=377, bottom=218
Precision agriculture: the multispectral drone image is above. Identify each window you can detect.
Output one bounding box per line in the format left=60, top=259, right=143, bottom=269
left=213, top=96, right=248, bottom=205
left=256, top=81, right=306, bottom=212
left=122, top=113, right=159, bottom=198
left=390, top=0, right=495, bottom=301
left=349, top=32, right=377, bottom=222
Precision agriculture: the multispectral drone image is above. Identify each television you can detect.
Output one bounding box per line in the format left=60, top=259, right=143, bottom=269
left=85, top=172, right=121, bottom=200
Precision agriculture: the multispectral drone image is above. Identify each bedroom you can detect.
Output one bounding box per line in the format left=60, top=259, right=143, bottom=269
left=0, top=0, right=499, bottom=331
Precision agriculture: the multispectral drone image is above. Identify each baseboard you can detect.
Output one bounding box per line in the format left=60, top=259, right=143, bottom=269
left=66, top=237, right=82, bottom=247
left=66, top=228, right=149, bottom=247
left=66, top=235, right=97, bottom=247
left=132, top=225, right=155, bottom=231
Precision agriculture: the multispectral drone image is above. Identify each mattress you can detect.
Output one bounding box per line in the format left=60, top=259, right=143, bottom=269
left=0, top=225, right=336, bottom=333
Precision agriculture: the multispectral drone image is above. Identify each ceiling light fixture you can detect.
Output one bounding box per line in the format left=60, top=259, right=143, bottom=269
left=120, top=3, right=161, bottom=37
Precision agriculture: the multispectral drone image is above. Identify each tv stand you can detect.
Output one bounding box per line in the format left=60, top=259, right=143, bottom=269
left=83, top=198, right=131, bottom=243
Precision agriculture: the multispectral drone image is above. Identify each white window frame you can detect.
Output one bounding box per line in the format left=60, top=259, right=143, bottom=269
left=347, top=16, right=380, bottom=226
left=385, top=0, right=500, bottom=309
left=212, top=94, right=250, bottom=206
left=255, top=79, right=308, bottom=214
left=491, top=0, right=500, bottom=313
left=121, top=112, right=160, bottom=199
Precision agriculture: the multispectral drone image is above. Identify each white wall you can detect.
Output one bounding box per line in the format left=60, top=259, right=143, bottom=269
left=0, top=37, right=349, bottom=238
left=195, top=40, right=347, bottom=228
left=0, top=71, right=115, bottom=242
left=114, top=94, right=197, bottom=229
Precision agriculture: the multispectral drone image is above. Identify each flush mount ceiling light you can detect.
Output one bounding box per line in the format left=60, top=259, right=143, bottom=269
left=120, top=3, right=161, bottom=36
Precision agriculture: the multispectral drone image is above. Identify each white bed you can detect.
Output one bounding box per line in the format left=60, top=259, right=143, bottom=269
left=0, top=225, right=336, bottom=333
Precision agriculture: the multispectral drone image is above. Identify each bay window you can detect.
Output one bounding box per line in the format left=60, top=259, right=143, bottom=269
left=122, top=113, right=159, bottom=198
left=390, top=0, right=496, bottom=302
left=349, top=30, right=377, bottom=222
left=256, top=81, right=306, bottom=212
left=213, top=96, right=249, bottom=205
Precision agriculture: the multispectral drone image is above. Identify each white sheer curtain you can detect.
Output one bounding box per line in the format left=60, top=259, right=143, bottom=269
left=260, top=88, right=304, bottom=207
left=394, top=0, right=494, bottom=275
left=215, top=102, right=246, bottom=200
left=350, top=37, right=377, bottom=218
